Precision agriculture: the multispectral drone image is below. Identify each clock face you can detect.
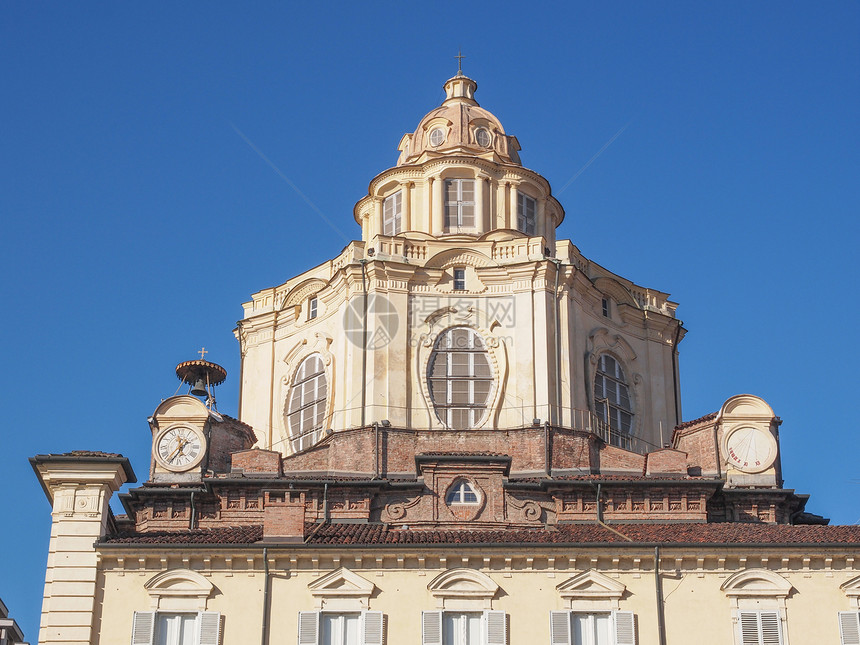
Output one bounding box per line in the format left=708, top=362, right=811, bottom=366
left=724, top=426, right=777, bottom=473
left=154, top=425, right=205, bottom=472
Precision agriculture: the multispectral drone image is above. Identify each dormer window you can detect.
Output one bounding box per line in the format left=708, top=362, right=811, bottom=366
left=475, top=128, right=492, bottom=148
left=446, top=480, right=479, bottom=505
left=445, top=179, right=476, bottom=231
left=429, top=128, right=446, bottom=147
left=383, top=191, right=402, bottom=235
left=309, top=297, right=318, bottom=320
left=517, top=192, right=536, bottom=235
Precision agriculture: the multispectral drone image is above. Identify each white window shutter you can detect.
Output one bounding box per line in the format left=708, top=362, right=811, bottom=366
left=840, top=612, right=860, bottom=645
left=198, top=612, right=221, bottom=645
left=613, top=611, right=636, bottom=645
left=131, top=611, right=156, bottom=645
left=298, top=611, right=320, bottom=645
left=759, top=611, right=782, bottom=645
left=422, top=610, right=443, bottom=645
left=362, top=610, right=384, bottom=645
left=550, top=611, right=571, bottom=645
left=483, top=610, right=506, bottom=645
left=739, top=611, right=760, bottom=645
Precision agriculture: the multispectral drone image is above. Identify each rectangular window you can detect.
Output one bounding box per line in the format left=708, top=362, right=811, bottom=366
left=422, top=610, right=506, bottom=645
left=549, top=611, right=635, bottom=645
left=309, top=297, right=318, bottom=320
left=131, top=611, right=221, bottom=645
left=602, top=298, right=609, bottom=317
left=445, top=179, right=476, bottom=231
left=517, top=192, right=536, bottom=235
left=298, top=611, right=384, bottom=645
left=738, top=611, right=782, bottom=645
left=453, top=268, right=466, bottom=291
left=383, top=191, right=402, bottom=235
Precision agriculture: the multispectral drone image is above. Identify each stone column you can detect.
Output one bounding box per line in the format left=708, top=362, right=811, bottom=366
left=402, top=181, right=412, bottom=232
left=432, top=176, right=445, bottom=235
left=475, top=175, right=486, bottom=234
left=31, top=454, right=135, bottom=645
left=508, top=182, right=519, bottom=230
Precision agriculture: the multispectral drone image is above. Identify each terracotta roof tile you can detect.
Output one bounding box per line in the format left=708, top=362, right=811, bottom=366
left=100, top=523, right=860, bottom=546
left=104, top=525, right=263, bottom=544
left=674, top=412, right=718, bottom=431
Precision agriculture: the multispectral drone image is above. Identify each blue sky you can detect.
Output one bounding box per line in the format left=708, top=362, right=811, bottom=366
left=1, top=2, right=858, bottom=638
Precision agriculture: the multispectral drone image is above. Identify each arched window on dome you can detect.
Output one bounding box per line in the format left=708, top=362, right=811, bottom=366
left=594, top=354, right=634, bottom=448
left=287, top=354, right=327, bottom=453
left=428, top=328, right=493, bottom=430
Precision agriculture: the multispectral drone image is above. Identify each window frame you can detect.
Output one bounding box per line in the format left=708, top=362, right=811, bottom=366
left=429, top=128, right=446, bottom=147
left=736, top=610, right=783, bottom=645
left=421, top=610, right=506, bottom=645
left=445, top=480, right=480, bottom=505
left=383, top=190, right=402, bottom=236
left=549, top=611, right=636, bottom=645
left=309, top=297, right=319, bottom=320
left=427, top=328, right=494, bottom=430
left=131, top=611, right=221, bottom=645
left=517, top=192, right=537, bottom=235
left=298, top=610, right=383, bottom=645
left=593, top=354, right=634, bottom=446
left=453, top=268, right=466, bottom=291
left=444, top=179, right=477, bottom=232
left=287, top=354, right=328, bottom=453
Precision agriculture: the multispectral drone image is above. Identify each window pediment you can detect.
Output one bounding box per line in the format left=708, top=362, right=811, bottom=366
left=841, top=575, right=860, bottom=608
left=721, top=569, right=793, bottom=598
left=427, top=568, right=499, bottom=609
left=144, top=569, right=213, bottom=611
left=308, top=567, right=376, bottom=611
left=556, top=570, right=626, bottom=601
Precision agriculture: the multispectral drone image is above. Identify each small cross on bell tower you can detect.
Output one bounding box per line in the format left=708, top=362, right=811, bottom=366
left=175, top=353, right=227, bottom=410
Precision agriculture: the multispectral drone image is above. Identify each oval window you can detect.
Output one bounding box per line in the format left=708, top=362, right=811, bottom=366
left=475, top=128, right=491, bottom=148
left=428, top=327, right=493, bottom=429
left=429, top=128, right=445, bottom=147
left=286, top=354, right=327, bottom=452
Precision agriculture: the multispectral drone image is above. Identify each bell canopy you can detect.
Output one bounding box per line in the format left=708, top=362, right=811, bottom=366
left=396, top=73, right=522, bottom=166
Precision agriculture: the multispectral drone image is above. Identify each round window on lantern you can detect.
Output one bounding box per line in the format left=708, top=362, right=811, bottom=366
left=475, top=128, right=492, bottom=148
left=429, top=128, right=445, bottom=147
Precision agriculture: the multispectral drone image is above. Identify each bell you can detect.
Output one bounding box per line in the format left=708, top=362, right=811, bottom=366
left=190, top=378, right=208, bottom=397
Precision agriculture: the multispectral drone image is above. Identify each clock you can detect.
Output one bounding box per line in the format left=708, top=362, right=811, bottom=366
left=154, top=425, right=206, bottom=472
left=723, top=426, right=777, bottom=473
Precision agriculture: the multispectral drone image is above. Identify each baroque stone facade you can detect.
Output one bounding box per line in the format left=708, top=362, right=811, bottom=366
left=32, top=72, right=860, bottom=645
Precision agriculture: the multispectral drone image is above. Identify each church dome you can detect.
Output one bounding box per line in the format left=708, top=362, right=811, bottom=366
left=396, top=73, right=522, bottom=166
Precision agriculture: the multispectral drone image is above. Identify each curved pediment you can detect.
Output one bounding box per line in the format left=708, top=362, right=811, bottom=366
left=428, top=568, right=499, bottom=600
left=283, top=278, right=328, bottom=309
left=721, top=569, right=792, bottom=597
left=152, top=395, right=208, bottom=420
left=719, top=394, right=776, bottom=420
left=556, top=570, right=626, bottom=600
left=425, top=248, right=497, bottom=269
left=593, top=277, right=638, bottom=308
left=144, top=569, right=214, bottom=610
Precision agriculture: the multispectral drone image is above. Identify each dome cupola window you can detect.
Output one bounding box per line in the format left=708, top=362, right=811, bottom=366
left=383, top=190, right=402, bottom=235
left=594, top=354, right=633, bottom=446
left=286, top=354, right=327, bottom=452
left=517, top=192, right=537, bottom=235
left=429, top=128, right=446, bottom=147
left=475, top=127, right=492, bottom=148
left=444, top=179, right=476, bottom=231
left=428, top=327, right=493, bottom=430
